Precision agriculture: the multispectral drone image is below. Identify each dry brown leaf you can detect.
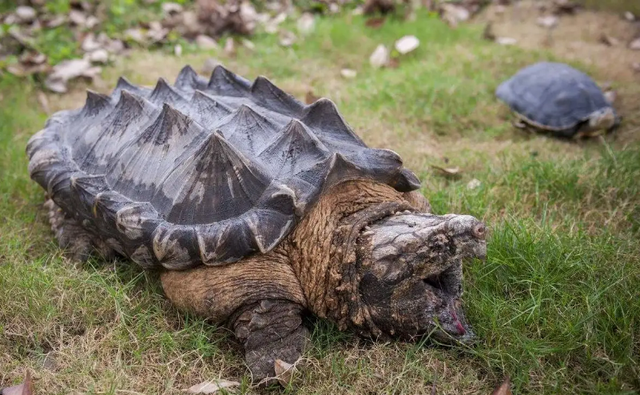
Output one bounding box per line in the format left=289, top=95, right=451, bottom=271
left=467, top=178, right=482, bottom=190
left=632, top=62, right=640, bottom=73
left=274, top=359, right=297, bottom=387
left=279, top=30, right=297, bottom=47
left=185, top=379, right=240, bottom=394
left=296, top=13, right=315, bottom=35
left=624, top=11, right=636, bottom=22
left=365, top=17, right=386, bottom=29
left=195, top=34, right=219, bottom=49
left=340, top=68, right=357, bottom=79
left=305, top=90, right=320, bottom=104
left=15, top=6, right=37, bottom=23
left=37, top=91, right=51, bottom=114
left=599, top=33, right=619, bottom=46
left=369, top=44, right=389, bottom=68
left=162, top=2, right=184, bottom=15
left=223, top=37, right=236, bottom=57
left=240, top=38, right=255, bottom=50
left=363, top=0, right=396, bottom=15
left=537, top=15, right=559, bottom=28
left=1, top=370, right=34, bottom=395
left=495, top=37, right=517, bottom=45
left=264, top=13, right=286, bottom=34
left=430, top=164, right=462, bottom=177
left=629, top=37, right=640, bottom=50
left=44, top=58, right=98, bottom=93
left=395, top=35, right=419, bottom=54
left=491, top=377, right=513, bottom=395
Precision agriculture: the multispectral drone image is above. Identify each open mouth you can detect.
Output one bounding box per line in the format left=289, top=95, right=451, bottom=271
left=422, top=264, right=459, bottom=296
left=421, top=264, right=471, bottom=340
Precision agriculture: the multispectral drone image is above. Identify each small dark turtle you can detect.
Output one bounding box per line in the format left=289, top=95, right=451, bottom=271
left=496, top=61, right=619, bottom=138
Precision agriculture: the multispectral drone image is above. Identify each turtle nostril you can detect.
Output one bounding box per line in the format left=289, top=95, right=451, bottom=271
left=472, top=223, right=486, bottom=240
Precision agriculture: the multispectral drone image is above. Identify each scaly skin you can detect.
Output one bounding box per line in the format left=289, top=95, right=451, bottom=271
left=159, top=180, right=486, bottom=380
left=48, top=180, right=485, bottom=380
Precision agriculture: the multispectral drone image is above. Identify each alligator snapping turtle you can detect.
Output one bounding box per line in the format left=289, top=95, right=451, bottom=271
left=496, top=61, right=619, bottom=139
left=26, top=65, right=487, bottom=380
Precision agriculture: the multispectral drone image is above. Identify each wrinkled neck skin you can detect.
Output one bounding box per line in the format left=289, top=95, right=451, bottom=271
left=286, top=180, right=486, bottom=343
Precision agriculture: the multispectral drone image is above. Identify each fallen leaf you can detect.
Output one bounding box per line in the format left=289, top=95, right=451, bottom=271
left=241, top=38, right=255, bottom=50
left=274, top=359, right=297, bottom=387
left=430, top=164, right=462, bottom=177
left=264, top=13, right=287, bottom=34
left=124, top=28, right=145, bottom=44
left=196, top=34, right=219, bottom=50
left=185, top=379, right=240, bottom=394
left=44, top=58, right=96, bottom=93
left=1, top=370, right=34, bottom=395
left=536, top=15, right=559, bottom=28
left=491, top=377, right=512, bottom=395
left=599, top=33, right=619, bottom=46
left=340, top=68, right=357, bottom=79
left=15, top=6, right=37, bottom=23
left=632, top=62, right=640, bottom=73
left=37, top=91, right=50, bottom=114
left=297, top=13, right=315, bottom=35
left=85, top=15, right=99, bottom=29
left=467, top=178, right=482, bottom=190
left=439, top=3, right=470, bottom=28
left=87, top=49, right=109, bottom=64
left=82, top=33, right=102, bottom=52
left=45, top=15, right=66, bottom=28
left=629, top=37, right=640, bottom=50
left=305, top=90, right=320, bottom=104
left=224, top=37, right=236, bottom=56
left=363, top=0, right=396, bottom=15
left=68, top=9, right=87, bottom=26
left=162, top=2, right=184, bottom=15
left=496, top=37, right=517, bottom=45
left=624, top=11, right=636, bottom=22
left=279, top=30, right=297, bottom=47
left=369, top=44, right=389, bottom=68
left=395, top=35, right=420, bottom=54
left=365, top=17, right=386, bottom=29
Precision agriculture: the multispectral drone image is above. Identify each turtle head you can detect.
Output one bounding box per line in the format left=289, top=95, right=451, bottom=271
left=586, top=107, right=617, bottom=133
left=355, top=213, right=486, bottom=343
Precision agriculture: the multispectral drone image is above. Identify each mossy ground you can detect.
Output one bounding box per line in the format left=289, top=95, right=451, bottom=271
left=1, top=5, right=639, bottom=395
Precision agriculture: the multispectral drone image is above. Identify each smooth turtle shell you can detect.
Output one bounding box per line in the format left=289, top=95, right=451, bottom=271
left=27, top=65, right=420, bottom=270
left=496, top=62, right=614, bottom=133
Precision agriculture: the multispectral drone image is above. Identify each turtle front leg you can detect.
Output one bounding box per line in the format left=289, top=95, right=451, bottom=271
left=159, top=256, right=308, bottom=381
left=232, top=300, right=309, bottom=381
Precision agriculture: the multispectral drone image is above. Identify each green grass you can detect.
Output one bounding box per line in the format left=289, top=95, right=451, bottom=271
left=1, top=9, right=640, bottom=395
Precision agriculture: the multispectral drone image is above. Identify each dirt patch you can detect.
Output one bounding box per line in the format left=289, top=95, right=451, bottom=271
left=477, top=2, right=639, bottom=82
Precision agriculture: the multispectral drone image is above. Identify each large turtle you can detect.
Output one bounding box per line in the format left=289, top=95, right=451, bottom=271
left=26, top=65, right=487, bottom=380
left=496, top=61, right=619, bottom=139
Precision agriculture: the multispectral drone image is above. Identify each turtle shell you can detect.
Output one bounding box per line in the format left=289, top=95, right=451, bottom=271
left=495, top=62, right=613, bottom=133
left=26, top=65, right=420, bottom=270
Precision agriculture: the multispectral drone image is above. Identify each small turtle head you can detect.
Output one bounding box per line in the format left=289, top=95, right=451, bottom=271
left=587, top=107, right=617, bottom=133
left=355, top=213, right=487, bottom=343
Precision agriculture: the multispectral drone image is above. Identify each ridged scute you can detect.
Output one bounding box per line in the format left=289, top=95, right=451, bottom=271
left=26, top=64, right=421, bottom=270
